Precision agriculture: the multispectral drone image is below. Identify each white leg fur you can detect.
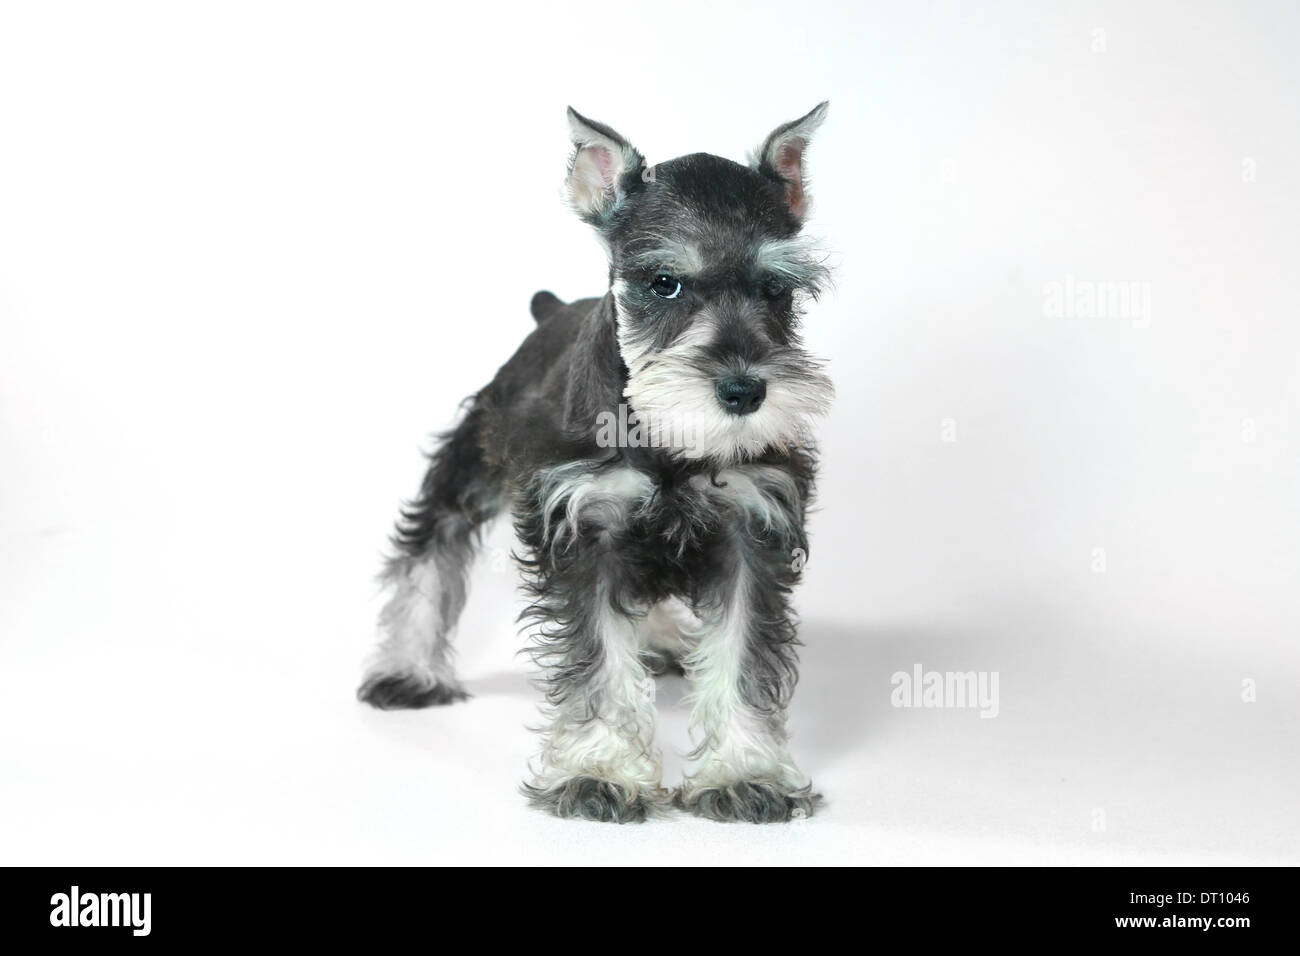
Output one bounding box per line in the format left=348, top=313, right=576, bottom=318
left=531, top=586, right=663, bottom=799
left=363, top=556, right=463, bottom=692
left=528, top=463, right=663, bottom=802
left=679, top=563, right=807, bottom=797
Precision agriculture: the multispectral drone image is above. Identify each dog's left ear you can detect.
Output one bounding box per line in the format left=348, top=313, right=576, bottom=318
left=751, top=101, right=829, bottom=222
left=566, top=108, right=645, bottom=224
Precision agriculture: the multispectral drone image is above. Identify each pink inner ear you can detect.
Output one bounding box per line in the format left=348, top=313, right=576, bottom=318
left=587, top=144, right=618, bottom=187
left=774, top=137, right=808, bottom=217
left=570, top=143, right=623, bottom=214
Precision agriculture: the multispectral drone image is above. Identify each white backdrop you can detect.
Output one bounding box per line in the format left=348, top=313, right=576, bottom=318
left=1, top=1, right=1296, bottom=865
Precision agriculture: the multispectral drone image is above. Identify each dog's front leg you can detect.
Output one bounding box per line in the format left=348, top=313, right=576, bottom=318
left=522, top=566, right=664, bottom=823
left=677, top=537, right=818, bottom=823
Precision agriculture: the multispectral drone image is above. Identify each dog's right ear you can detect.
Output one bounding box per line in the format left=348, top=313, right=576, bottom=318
left=565, top=108, right=644, bottom=224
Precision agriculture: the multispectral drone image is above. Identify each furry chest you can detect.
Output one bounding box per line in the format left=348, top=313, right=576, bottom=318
left=529, top=461, right=804, bottom=570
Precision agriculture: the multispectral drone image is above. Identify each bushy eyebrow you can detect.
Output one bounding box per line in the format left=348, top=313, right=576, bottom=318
left=620, top=235, right=704, bottom=276
left=753, top=236, right=833, bottom=297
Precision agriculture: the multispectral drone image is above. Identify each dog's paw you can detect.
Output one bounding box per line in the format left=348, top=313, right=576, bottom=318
left=357, top=672, right=468, bottom=709
left=674, top=781, right=821, bottom=823
left=523, top=776, right=659, bottom=824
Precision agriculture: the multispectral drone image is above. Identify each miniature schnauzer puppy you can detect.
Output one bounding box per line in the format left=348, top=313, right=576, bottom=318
left=358, top=103, right=834, bottom=823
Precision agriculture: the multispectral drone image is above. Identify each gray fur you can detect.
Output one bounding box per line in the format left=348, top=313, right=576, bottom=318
left=522, top=775, right=657, bottom=824
left=674, top=781, right=821, bottom=824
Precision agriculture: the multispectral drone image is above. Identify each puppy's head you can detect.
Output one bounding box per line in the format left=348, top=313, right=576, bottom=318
left=565, top=104, right=834, bottom=465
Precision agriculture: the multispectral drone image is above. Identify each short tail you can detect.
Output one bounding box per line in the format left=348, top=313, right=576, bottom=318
left=530, top=290, right=564, bottom=323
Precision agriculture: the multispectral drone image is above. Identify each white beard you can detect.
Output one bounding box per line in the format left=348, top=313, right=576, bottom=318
left=621, top=345, right=833, bottom=465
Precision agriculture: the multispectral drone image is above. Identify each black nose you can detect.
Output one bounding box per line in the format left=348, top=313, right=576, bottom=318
left=715, top=376, right=767, bottom=416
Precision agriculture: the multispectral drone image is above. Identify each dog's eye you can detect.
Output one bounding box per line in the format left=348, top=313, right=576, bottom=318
left=650, top=274, right=682, bottom=299
left=762, top=279, right=789, bottom=299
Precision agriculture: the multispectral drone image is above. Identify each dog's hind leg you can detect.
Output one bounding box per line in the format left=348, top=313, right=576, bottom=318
left=358, top=402, right=504, bottom=709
